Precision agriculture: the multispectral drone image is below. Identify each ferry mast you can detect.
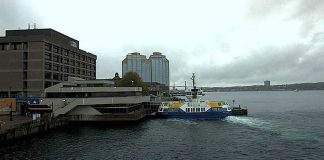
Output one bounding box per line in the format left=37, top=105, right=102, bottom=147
left=191, top=73, right=198, bottom=99
left=191, top=73, right=196, bottom=89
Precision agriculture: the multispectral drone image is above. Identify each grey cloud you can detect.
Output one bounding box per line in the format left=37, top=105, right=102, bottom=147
left=245, top=0, right=324, bottom=38
left=245, top=0, right=291, bottom=22
left=196, top=40, right=324, bottom=86
left=1, top=1, right=323, bottom=87
left=291, top=0, right=324, bottom=37
left=0, top=0, right=42, bottom=35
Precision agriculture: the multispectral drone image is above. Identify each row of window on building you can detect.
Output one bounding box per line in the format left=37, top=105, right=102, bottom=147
left=0, top=42, right=28, bottom=51
left=44, top=52, right=95, bottom=68
left=44, top=61, right=95, bottom=73
left=44, top=42, right=95, bottom=64
left=44, top=71, right=95, bottom=80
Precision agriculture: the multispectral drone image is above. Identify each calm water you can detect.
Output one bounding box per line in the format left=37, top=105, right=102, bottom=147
left=1, top=91, right=324, bottom=159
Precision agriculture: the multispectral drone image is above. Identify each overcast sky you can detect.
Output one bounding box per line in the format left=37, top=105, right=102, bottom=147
left=1, top=0, right=324, bottom=87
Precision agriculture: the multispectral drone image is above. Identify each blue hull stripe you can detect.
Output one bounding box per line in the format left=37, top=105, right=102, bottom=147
left=157, top=111, right=231, bottom=120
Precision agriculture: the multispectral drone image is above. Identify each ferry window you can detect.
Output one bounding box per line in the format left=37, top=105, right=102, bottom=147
left=163, top=109, right=168, bottom=112
left=197, top=108, right=200, bottom=112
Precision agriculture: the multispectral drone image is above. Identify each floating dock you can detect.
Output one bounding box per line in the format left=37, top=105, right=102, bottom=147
left=231, top=107, right=248, bottom=116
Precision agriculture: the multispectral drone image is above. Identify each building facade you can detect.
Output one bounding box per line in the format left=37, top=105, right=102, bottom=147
left=264, top=80, right=271, bottom=87
left=122, top=52, right=151, bottom=82
left=0, top=28, right=96, bottom=97
left=41, top=76, right=150, bottom=119
left=122, top=52, right=169, bottom=86
left=150, top=52, right=169, bottom=86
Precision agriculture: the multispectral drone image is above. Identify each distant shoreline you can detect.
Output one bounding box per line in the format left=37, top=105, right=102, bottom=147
left=204, top=89, right=324, bottom=92
left=202, top=82, right=324, bottom=92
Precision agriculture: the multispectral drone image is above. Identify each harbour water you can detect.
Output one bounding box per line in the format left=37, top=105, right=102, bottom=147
left=1, top=91, right=324, bottom=159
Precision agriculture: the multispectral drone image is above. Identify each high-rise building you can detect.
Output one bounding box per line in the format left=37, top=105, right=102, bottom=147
left=122, top=52, right=169, bottom=86
left=150, top=52, right=169, bottom=86
left=0, top=28, right=97, bottom=97
left=264, top=80, right=270, bottom=87
left=122, top=52, right=151, bottom=82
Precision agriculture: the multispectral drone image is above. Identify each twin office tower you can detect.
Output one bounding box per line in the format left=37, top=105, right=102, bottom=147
left=122, top=52, right=169, bottom=86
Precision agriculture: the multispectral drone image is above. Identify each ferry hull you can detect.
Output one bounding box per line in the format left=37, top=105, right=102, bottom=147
left=157, top=111, right=231, bottom=120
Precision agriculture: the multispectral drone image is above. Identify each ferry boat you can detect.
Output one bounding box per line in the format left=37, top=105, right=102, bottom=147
left=157, top=73, right=232, bottom=119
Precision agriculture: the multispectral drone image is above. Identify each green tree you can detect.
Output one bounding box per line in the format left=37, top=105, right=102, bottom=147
left=117, top=72, right=149, bottom=95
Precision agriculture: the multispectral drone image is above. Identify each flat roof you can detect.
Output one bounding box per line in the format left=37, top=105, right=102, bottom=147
left=5, top=28, right=79, bottom=45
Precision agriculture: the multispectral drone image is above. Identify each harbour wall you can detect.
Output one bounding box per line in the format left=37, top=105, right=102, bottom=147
left=0, top=117, right=69, bottom=144
left=0, top=101, right=160, bottom=144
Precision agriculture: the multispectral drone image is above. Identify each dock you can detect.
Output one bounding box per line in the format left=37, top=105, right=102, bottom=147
left=0, top=115, right=69, bottom=144
left=231, top=107, right=248, bottom=116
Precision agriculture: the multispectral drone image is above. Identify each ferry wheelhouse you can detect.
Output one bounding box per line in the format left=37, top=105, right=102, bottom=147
left=157, top=73, right=231, bottom=119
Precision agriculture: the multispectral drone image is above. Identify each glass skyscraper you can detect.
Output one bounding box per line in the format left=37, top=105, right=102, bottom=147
left=122, top=52, right=169, bottom=86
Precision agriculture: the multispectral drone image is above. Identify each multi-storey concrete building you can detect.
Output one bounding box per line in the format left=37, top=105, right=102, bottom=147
left=122, top=52, right=169, bottom=86
left=0, top=28, right=96, bottom=98
left=40, top=77, right=152, bottom=120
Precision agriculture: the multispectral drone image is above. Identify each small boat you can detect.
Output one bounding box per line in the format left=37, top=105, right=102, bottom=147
left=157, top=73, right=232, bottom=120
